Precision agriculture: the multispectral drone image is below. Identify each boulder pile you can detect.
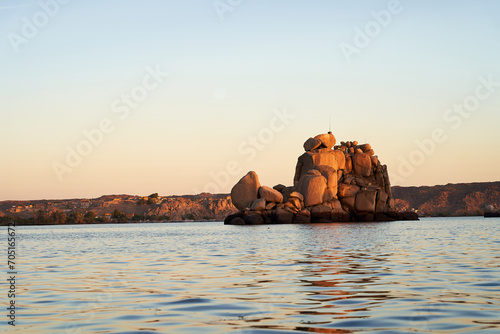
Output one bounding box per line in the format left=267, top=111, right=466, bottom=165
left=225, top=132, right=418, bottom=225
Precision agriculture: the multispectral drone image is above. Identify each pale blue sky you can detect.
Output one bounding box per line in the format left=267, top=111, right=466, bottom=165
left=1, top=0, right=499, bottom=200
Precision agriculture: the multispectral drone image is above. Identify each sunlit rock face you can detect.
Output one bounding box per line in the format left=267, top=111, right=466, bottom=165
left=226, top=132, right=418, bottom=225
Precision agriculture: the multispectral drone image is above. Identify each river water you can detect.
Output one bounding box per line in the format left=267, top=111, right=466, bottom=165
left=3, top=217, right=500, bottom=333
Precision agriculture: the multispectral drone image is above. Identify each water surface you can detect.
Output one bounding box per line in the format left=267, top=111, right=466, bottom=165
left=3, top=217, right=500, bottom=333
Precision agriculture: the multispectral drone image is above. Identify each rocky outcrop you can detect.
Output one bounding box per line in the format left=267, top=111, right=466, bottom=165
left=393, top=182, right=500, bottom=216
left=226, top=132, right=418, bottom=225
left=258, top=186, right=283, bottom=203
left=0, top=193, right=238, bottom=224
left=297, top=170, right=327, bottom=207
left=303, top=137, right=322, bottom=151
left=314, top=133, right=336, bottom=149
left=147, top=194, right=237, bottom=221
left=230, top=171, right=261, bottom=211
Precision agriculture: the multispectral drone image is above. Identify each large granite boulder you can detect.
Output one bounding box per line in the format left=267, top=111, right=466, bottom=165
left=331, top=200, right=351, bottom=221
left=250, top=198, right=266, bottom=211
left=273, top=184, right=286, bottom=193
left=375, top=191, right=389, bottom=213
left=274, top=209, right=294, bottom=224
left=297, top=170, right=328, bottom=207
left=230, top=171, right=261, bottom=211
left=345, top=156, right=353, bottom=173
left=365, top=149, right=375, bottom=156
left=311, top=205, right=333, bottom=223
left=315, top=165, right=337, bottom=189
left=294, top=150, right=345, bottom=184
left=266, top=202, right=276, bottom=210
left=226, top=211, right=247, bottom=224
left=258, top=186, right=283, bottom=203
left=352, top=153, right=372, bottom=177
left=332, top=150, right=346, bottom=170
left=340, top=196, right=356, bottom=212
left=323, top=187, right=337, bottom=202
left=303, top=137, right=322, bottom=151
left=328, top=200, right=352, bottom=221
left=314, top=133, right=336, bottom=149
left=290, top=191, right=304, bottom=202
left=358, top=143, right=371, bottom=152
left=229, top=217, right=245, bottom=225
left=288, top=197, right=302, bottom=210
left=355, top=190, right=377, bottom=213
left=294, top=209, right=311, bottom=223
left=338, top=184, right=360, bottom=198
left=244, top=212, right=264, bottom=224
left=382, top=165, right=394, bottom=208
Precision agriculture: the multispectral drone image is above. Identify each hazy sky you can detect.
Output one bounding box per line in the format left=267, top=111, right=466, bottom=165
left=1, top=0, right=499, bottom=200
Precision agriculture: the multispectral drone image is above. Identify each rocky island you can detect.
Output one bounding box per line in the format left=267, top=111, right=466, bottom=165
left=225, top=132, right=419, bottom=225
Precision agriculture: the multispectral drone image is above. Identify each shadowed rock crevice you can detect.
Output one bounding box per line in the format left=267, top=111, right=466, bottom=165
left=225, top=132, right=418, bottom=225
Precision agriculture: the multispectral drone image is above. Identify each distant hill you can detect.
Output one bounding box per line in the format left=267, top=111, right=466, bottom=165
left=2, top=182, right=500, bottom=223
left=0, top=193, right=237, bottom=223
left=392, top=181, right=500, bottom=216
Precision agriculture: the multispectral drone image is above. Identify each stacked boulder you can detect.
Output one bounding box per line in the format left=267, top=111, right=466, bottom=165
left=225, top=132, right=418, bottom=225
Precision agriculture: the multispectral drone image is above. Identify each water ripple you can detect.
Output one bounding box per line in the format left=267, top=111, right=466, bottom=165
left=4, top=217, right=500, bottom=333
